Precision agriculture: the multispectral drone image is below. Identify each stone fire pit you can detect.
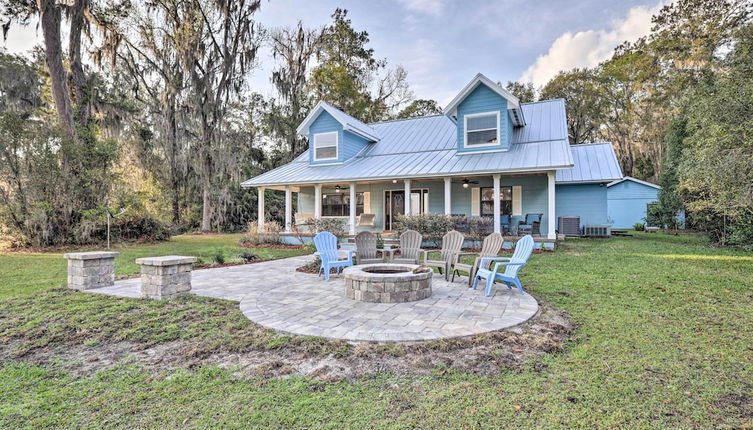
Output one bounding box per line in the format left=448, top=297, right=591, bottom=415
left=343, top=264, right=432, bottom=303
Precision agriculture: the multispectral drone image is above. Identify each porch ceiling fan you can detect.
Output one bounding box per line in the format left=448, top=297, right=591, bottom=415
left=453, top=178, right=479, bottom=188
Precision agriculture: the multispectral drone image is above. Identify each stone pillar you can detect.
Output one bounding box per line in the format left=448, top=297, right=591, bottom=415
left=404, top=179, right=412, bottom=216
left=547, top=170, right=557, bottom=239
left=64, top=251, right=119, bottom=290
left=493, top=174, right=501, bottom=234
left=135, top=256, right=198, bottom=300
left=444, top=177, right=452, bottom=215
left=284, top=186, right=292, bottom=233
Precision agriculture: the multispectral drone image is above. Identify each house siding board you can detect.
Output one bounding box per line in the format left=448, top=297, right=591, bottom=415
left=456, top=85, right=509, bottom=153
left=607, top=180, right=660, bottom=228
left=555, top=184, right=608, bottom=228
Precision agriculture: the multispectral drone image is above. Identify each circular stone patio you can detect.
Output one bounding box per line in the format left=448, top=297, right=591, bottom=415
left=239, top=271, right=539, bottom=343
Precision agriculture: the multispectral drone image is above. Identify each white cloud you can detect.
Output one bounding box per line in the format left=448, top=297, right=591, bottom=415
left=520, top=1, right=665, bottom=87
left=396, top=0, right=446, bottom=16
left=393, top=38, right=457, bottom=104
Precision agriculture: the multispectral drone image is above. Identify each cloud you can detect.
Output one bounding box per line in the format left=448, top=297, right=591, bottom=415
left=395, top=0, right=446, bottom=16
left=520, top=1, right=665, bottom=87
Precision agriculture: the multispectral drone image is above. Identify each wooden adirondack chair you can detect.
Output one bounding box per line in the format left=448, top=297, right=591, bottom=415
left=354, top=231, right=384, bottom=265
left=452, top=232, right=503, bottom=286
left=424, top=230, right=464, bottom=281
left=391, top=230, right=424, bottom=264
left=313, top=231, right=353, bottom=281
left=472, top=235, right=534, bottom=296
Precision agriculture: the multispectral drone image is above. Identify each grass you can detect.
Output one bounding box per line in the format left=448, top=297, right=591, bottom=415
left=0, top=233, right=306, bottom=299
left=1, top=232, right=752, bottom=428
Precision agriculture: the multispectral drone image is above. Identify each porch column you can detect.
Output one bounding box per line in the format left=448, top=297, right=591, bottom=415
left=492, top=175, right=501, bottom=234
left=547, top=171, right=556, bottom=239
left=404, top=179, right=412, bottom=215
left=284, top=186, right=292, bottom=232
left=257, top=187, right=265, bottom=228
left=349, top=182, right=357, bottom=235
left=444, top=177, right=452, bottom=215
left=314, top=184, right=322, bottom=218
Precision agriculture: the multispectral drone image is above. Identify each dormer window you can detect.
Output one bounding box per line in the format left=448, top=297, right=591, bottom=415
left=464, top=111, right=499, bottom=147
left=313, top=131, right=338, bottom=161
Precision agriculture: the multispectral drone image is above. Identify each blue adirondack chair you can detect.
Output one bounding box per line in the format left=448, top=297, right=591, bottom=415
left=472, top=235, right=534, bottom=296
left=313, top=231, right=353, bottom=281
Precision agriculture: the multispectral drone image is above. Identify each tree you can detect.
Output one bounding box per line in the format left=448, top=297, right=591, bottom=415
left=395, top=99, right=442, bottom=119
left=647, top=116, right=687, bottom=230
left=505, top=81, right=536, bottom=103
left=540, top=68, right=605, bottom=145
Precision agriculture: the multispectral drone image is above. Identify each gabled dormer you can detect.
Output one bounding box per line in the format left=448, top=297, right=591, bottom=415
left=297, top=101, right=380, bottom=165
left=444, top=73, right=526, bottom=154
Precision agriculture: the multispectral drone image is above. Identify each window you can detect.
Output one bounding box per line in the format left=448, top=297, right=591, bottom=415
left=313, top=131, right=338, bottom=161
left=464, top=112, right=499, bottom=147
left=480, top=186, right=512, bottom=216
left=322, top=192, right=364, bottom=216
left=410, top=189, right=429, bottom=214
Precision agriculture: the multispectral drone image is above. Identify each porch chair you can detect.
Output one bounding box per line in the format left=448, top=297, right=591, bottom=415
left=472, top=235, right=534, bottom=296
left=424, top=230, right=465, bottom=281
left=518, top=213, right=542, bottom=235
left=451, top=232, right=503, bottom=286
left=500, top=214, right=511, bottom=235
left=313, top=231, right=353, bottom=281
left=391, top=230, right=424, bottom=264
left=354, top=231, right=384, bottom=265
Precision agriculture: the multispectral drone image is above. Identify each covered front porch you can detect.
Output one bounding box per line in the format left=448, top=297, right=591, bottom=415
left=256, top=171, right=558, bottom=240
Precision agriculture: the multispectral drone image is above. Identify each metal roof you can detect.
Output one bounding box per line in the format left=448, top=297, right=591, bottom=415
left=607, top=176, right=660, bottom=189
left=243, top=99, right=575, bottom=187
left=296, top=101, right=380, bottom=142
left=556, top=143, right=623, bottom=184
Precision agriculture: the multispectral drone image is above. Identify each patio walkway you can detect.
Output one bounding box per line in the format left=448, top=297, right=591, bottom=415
left=90, top=255, right=539, bottom=342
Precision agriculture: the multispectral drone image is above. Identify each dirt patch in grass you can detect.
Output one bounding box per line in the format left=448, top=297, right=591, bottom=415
left=0, top=289, right=572, bottom=381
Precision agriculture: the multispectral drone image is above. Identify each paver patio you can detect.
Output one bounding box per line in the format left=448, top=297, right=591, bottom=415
left=90, top=255, right=539, bottom=342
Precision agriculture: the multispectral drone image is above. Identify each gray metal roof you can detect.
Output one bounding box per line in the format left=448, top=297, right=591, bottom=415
left=243, top=99, right=575, bottom=187
left=556, top=143, right=623, bottom=184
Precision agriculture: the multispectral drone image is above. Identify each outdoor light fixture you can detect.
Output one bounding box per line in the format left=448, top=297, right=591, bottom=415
left=392, top=179, right=397, bottom=183
left=335, top=185, right=341, bottom=193
left=463, top=179, right=470, bottom=189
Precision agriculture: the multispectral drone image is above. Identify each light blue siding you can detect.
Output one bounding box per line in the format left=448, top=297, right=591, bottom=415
left=296, top=174, right=551, bottom=234
left=607, top=180, right=659, bottom=228
left=456, top=84, right=509, bottom=153
left=555, top=184, right=608, bottom=228
left=308, top=111, right=369, bottom=165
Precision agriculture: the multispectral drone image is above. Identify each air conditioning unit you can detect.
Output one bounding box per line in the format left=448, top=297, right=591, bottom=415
left=583, top=224, right=612, bottom=237
left=558, top=216, right=581, bottom=236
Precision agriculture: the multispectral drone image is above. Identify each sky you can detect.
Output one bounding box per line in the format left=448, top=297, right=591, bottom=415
left=2, top=0, right=666, bottom=106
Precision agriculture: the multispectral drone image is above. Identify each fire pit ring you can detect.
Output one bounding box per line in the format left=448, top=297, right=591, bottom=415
left=343, top=264, right=432, bottom=303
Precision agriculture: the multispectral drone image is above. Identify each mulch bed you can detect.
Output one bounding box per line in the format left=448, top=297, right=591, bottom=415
left=239, top=243, right=305, bottom=250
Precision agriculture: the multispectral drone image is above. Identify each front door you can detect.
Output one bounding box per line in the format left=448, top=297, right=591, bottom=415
left=384, top=190, right=405, bottom=231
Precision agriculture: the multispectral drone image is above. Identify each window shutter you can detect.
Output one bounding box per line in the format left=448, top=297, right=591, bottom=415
left=363, top=192, right=371, bottom=213
left=471, top=188, right=480, bottom=216
left=512, top=186, right=522, bottom=216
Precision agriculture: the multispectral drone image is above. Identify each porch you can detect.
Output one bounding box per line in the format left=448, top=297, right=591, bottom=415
left=256, top=172, right=558, bottom=240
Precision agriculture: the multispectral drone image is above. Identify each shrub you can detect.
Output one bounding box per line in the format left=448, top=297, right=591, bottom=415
left=211, top=248, right=226, bottom=264
left=238, top=252, right=258, bottom=262
left=467, top=216, right=494, bottom=247
left=633, top=223, right=645, bottom=231
left=394, top=213, right=455, bottom=247
left=240, top=221, right=283, bottom=246
left=310, top=217, right=347, bottom=238
left=73, top=212, right=171, bottom=245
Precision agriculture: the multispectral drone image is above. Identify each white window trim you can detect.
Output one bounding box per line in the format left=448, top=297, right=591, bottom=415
left=463, top=111, right=500, bottom=148
left=313, top=131, right=339, bottom=162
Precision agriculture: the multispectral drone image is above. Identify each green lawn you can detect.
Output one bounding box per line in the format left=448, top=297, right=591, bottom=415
left=1, top=233, right=752, bottom=428
left=0, top=233, right=306, bottom=299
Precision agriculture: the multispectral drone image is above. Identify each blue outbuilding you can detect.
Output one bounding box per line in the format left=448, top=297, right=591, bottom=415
left=607, top=176, right=661, bottom=229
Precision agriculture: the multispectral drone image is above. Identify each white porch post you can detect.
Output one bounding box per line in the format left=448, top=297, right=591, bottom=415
left=349, top=182, right=357, bottom=235
left=444, top=177, right=452, bottom=215
left=404, top=179, right=412, bottom=215
left=492, top=175, right=501, bottom=234
left=257, top=187, right=265, bottom=228
left=547, top=170, right=557, bottom=239
left=314, top=184, right=322, bottom=218
left=284, top=186, right=292, bottom=232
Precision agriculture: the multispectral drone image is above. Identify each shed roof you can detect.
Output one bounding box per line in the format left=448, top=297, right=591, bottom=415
left=242, top=99, right=574, bottom=188
left=555, top=143, right=623, bottom=184
left=607, top=176, right=661, bottom=189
